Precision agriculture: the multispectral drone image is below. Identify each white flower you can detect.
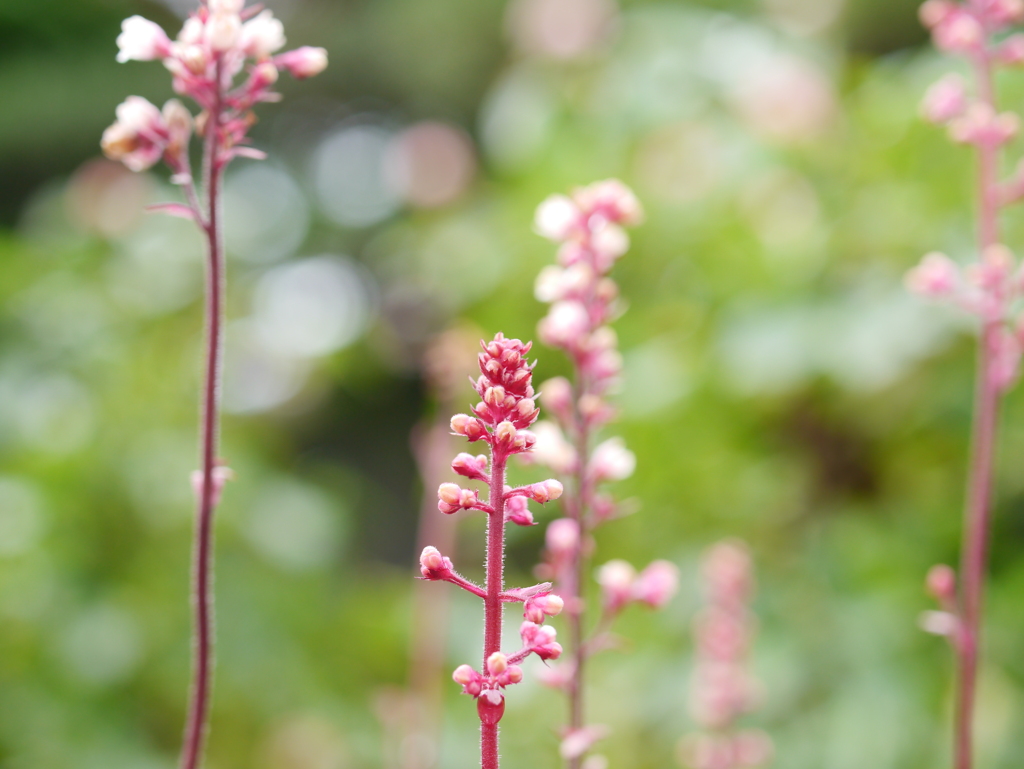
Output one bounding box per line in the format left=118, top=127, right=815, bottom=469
left=589, top=437, right=635, bottom=482
left=116, top=16, right=171, bottom=63
left=206, top=12, right=242, bottom=53
left=535, top=194, right=580, bottom=241
left=240, top=10, right=286, bottom=58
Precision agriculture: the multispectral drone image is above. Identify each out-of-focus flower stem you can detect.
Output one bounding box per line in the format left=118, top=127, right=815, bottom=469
left=567, top=399, right=590, bottom=769
left=182, top=64, right=225, bottom=769
left=954, top=51, right=1001, bottom=769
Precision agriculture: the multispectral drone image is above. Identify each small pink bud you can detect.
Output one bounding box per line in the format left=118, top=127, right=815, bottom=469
left=453, top=664, right=477, bottom=686
left=116, top=16, right=172, bottom=63
left=420, top=545, right=453, bottom=580
left=494, top=420, right=517, bottom=446
left=949, top=103, right=1019, bottom=146
left=529, top=479, right=564, bottom=504
left=539, top=377, right=574, bottom=422
left=926, top=564, right=956, bottom=602
left=505, top=665, right=524, bottom=684
left=905, top=252, right=959, bottom=297
left=546, top=518, right=580, bottom=557
left=539, top=300, right=591, bottom=349
left=451, top=413, right=487, bottom=441
left=920, top=0, right=957, bottom=27
left=506, top=496, right=536, bottom=527
left=486, top=652, right=508, bottom=676
left=574, top=178, right=644, bottom=226
left=525, top=592, right=565, bottom=622
left=275, top=46, right=329, bottom=79
left=438, top=482, right=461, bottom=505
left=932, top=11, right=985, bottom=53
left=633, top=560, right=679, bottom=608
left=589, top=438, right=636, bottom=482
left=597, top=559, right=636, bottom=611
left=452, top=452, right=489, bottom=481
left=922, top=74, right=967, bottom=125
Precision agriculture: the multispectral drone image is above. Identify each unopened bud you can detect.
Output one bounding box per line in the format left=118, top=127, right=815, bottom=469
left=486, top=652, right=508, bottom=676
left=530, top=479, right=564, bottom=504
left=926, top=564, right=957, bottom=602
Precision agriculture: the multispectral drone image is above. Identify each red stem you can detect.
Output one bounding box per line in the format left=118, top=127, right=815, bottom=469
left=952, top=53, right=1002, bottom=769
left=482, top=451, right=508, bottom=769
left=180, top=63, right=225, bottom=769
left=567, top=411, right=590, bottom=769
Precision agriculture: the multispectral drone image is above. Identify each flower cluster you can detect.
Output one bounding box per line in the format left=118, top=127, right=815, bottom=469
left=907, top=0, right=1024, bottom=391
left=419, top=333, right=565, bottom=763
left=103, top=1, right=327, bottom=178
left=528, top=180, right=678, bottom=768
left=679, top=541, right=772, bottom=769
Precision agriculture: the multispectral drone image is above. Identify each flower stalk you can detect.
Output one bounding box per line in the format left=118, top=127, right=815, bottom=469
left=908, top=2, right=1024, bottom=766
left=530, top=180, right=678, bottom=767
left=420, top=334, right=566, bottom=769
left=102, top=3, right=326, bottom=767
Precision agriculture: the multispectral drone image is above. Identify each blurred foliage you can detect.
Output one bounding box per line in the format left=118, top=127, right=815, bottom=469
left=3, top=0, right=1024, bottom=768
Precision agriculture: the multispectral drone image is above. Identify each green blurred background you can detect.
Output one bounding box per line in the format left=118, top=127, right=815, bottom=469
left=3, top=0, right=1024, bottom=767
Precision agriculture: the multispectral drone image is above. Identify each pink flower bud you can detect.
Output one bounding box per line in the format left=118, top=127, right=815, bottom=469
left=535, top=194, right=581, bottom=241
left=451, top=413, right=487, bottom=441
left=420, top=545, right=454, bottom=580
left=633, top=560, right=679, bottom=608
left=520, top=618, right=561, bottom=663
left=920, top=0, right=957, bottom=28
left=275, top=46, right=329, bottom=79
left=438, top=482, right=462, bottom=506
left=240, top=10, right=286, bottom=58
left=524, top=592, right=565, bottom=623
left=574, top=178, right=644, bottom=225
left=932, top=10, right=985, bottom=53
left=494, top=420, right=517, bottom=447
left=589, top=438, right=636, bottom=482
left=438, top=482, right=476, bottom=514
left=452, top=664, right=477, bottom=686
left=905, top=252, right=960, bottom=297
left=922, top=74, right=967, bottom=125
left=505, top=496, right=536, bottom=526
left=504, top=665, right=524, bottom=685
left=486, top=652, right=508, bottom=676
left=546, top=518, right=580, bottom=558
left=116, top=16, right=172, bottom=63
left=539, top=301, right=591, bottom=348
left=949, top=103, right=1020, bottom=146
left=539, top=377, right=574, bottom=423
left=528, top=479, right=564, bottom=504
left=597, top=559, right=636, bottom=611
left=452, top=452, right=489, bottom=481
left=925, top=564, right=957, bottom=602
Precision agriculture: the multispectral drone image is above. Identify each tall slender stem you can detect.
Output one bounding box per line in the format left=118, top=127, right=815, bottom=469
left=482, top=453, right=508, bottom=769
left=181, top=65, right=225, bottom=769
left=953, top=52, right=1001, bottom=769
left=567, top=404, right=590, bottom=769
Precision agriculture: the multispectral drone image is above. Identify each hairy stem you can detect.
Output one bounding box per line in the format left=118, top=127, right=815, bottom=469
left=482, top=451, right=508, bottom=769
left=181, top=64, right=225, bottom=769
left=953, top=53, right=1002, bottom=769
